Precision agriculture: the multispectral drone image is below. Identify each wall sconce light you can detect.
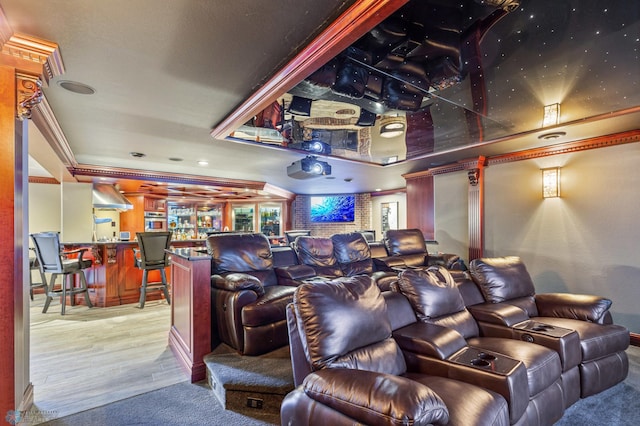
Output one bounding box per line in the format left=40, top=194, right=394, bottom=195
left=542, top=103, right=560, bottom=127
left=379, top=116, right=406, bottom=138
left=542, top=167, right=560, bottom=198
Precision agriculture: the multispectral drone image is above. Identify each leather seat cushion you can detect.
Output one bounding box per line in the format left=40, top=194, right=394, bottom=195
left=405, top=374, right=510, bottom=426
left=533, top=317, right=630, bottom=362
left=241, top=285, right=296, bottom=327
left=467, top=336, right=562, bottom=397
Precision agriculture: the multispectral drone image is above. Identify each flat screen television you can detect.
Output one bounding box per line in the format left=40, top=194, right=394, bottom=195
left=310, top=195, right=355, bottom=223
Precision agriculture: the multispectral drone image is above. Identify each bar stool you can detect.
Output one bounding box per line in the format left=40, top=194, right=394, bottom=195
left=133, top=231, right=172, bottom=308
left=30, top=232, right=93, bottom=315
left=28, top=248, right=48, bottom=301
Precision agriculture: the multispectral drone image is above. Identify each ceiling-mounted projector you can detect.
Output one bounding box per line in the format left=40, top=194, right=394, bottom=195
left=287, top=155, right=332, bottom=179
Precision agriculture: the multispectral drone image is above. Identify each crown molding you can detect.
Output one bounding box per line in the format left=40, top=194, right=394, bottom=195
left=69, top=164, right=287, bottom=194
left=402, top=130, right=640, bottom=180
left=28, top=176, right=59, bottom=185
left=30, top=95, right=77, bottom=167
left=1, top=30, right=64, bottom=84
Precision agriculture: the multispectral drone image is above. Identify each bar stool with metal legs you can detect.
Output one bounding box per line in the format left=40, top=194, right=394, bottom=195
left=28, top=248, right=48, bottom=301
left=133, top=231, right=172, bottom=308
left=30, top=232, right=93, bottom=315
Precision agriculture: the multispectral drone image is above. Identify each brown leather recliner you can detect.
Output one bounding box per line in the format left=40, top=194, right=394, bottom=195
left=276, top=233, right=397, bottom=290
left=468, top=256, right=629, bottom=402
left=207, top=233, right=297, bottom=356
left=376, top=228, right=467, bottom=271
left=282, top=275, right=510, bottom=426
left=391, top=267, right=566, bottom=425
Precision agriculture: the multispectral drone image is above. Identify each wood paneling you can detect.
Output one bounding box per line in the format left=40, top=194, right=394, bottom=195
left=0, top=64, right=19, bottom=417
left=405, top=175, right=434, bottom=240
left=168, top=250, right=212, bottom=382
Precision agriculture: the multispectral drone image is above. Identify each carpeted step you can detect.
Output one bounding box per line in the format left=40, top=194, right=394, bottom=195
left=204, top=344, right=294, bottom=419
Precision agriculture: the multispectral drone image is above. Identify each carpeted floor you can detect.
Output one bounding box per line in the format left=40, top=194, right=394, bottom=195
left=35, top=346, right=639, bottom=425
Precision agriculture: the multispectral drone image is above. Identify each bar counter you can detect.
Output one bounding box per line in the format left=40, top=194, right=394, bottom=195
left=61, top=239, right=206, bottom=307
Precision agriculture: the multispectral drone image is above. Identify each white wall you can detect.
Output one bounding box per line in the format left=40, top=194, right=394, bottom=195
left=371, top=192, right=407, bottom=241
left=28, top=183, right=62, bottom=235
left=61, top=182, right=93, bottom=242
left=433, top=142, right=640, bottom=332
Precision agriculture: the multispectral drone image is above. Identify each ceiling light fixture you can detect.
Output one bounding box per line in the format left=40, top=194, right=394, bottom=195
left=57, top=80, right=96, bottom=95
left=129, top=152, right=146, bottom=158
left=197, top=160, right=209, bottom=166
left=168, top=157, right=183, bottom=162
left=542, top=103, right=560, bottom=127
left=538, top=131, right=567, bottom=140
left=379, top=116, right=406, bottom=138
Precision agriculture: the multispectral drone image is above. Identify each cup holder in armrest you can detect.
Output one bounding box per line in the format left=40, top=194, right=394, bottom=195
left=449, top=347, right=521, bottom=375
left=513, top=320, right=573, bottom=338
left=471, top=358, right=491, bottom=367
left=477, top=352, right=497, bottom=361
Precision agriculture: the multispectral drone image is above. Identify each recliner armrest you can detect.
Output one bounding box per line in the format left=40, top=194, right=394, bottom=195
left=373, top=256, right=407, bottom=271
left=393, top=322, right=467, bottom=359
left=535, top=293, right=612, bottom=323
left=427, top=253, right=466, bottom=271
left=303, top=369, right=449, bottom=426
left=275, top=264, right=317, bottom=286
left=211, top=273, right=265, bottom=296
left=467, top=302, right=530, bottom=326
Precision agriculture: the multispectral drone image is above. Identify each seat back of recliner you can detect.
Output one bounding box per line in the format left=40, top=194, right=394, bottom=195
left=290, top=275, right=407, bottom=377
left=383, top=228, right=429, bottom=267
left=206, top=232, right=278, bottom=286
left=469, top=256, right=538, bottom=316
left=396, top=267, right=480, bottom=339
left=293, top=236, right=343, bottom=277
left=331, top=232, right=374, bottom=276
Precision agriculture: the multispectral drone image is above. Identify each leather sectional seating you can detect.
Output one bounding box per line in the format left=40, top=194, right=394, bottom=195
left=466, top=256, right=630, bottom=405
left=207, top=232, right=298, bottom=356
left=375, top=228, right=467, bottom=272
left=391, top=266, right=565, bottom=425
left=282, top=275, right=511, bottom=426
left=276, top=232, right=398, bottom=290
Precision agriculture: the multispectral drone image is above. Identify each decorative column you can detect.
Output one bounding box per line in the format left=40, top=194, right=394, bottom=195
left=0, top=10, right=65, bottom=417
left=467, top=156, right=487, bottom=261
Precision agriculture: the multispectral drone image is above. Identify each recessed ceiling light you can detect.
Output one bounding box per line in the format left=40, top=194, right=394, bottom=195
left=344, top=178, right=353, bottom=182
left=538, top=131, right=567, bottom=140
left=168, top=157, right=183, bottom=162
left=197, top=160, right=209, bottom=166
left=57, top=80, right=96, bottom=95
left=129, top=152, right=146, bottom=158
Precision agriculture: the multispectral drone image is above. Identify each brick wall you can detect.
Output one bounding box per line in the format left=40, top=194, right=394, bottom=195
left=291, top=193, right=371, bottom=237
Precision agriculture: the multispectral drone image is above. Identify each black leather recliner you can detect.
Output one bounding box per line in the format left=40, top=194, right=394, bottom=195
left=282, top=275, right=510, bottom=426
left=276, top=232, right=397, bottom=290
left=375, top=228, right=467, bottom=271
left=392, top=267, right=566, bottom=425
left=467, top=256, right=629, bottom=403
left=207, top=233, right=297, bottom=356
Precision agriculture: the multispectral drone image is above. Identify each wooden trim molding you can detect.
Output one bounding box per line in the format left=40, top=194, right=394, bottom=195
left=69, top=164, right=295, bottom=200
left=210, top=0, right=408, bottom=139
left=28, top=176, right=58, bottom=185
left=1, top=32, right=64, bottom=84
left=30, top=95, right=77, bottom=167
left=488, top=129, right=640, bottom=165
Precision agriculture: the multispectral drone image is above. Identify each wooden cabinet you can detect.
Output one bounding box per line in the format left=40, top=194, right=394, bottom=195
left=167, top=249, right=212, bottom=382
left=121, top=195, right=167, bottom=235
left=144, top=197, right=166, bottom=212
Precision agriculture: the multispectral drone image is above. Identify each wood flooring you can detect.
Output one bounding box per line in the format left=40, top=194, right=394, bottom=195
left=29, top=294, right=188, bottom=423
